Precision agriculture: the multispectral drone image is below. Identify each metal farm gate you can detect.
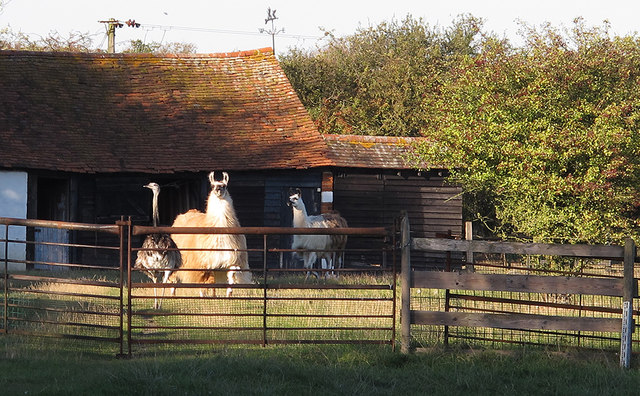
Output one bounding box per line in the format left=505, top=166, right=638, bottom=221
left=1, top=217, right=396, bottom=356
left=1, top=217, right=126, bottom=354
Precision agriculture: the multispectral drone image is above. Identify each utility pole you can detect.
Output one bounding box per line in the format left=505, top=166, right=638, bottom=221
left=259, top=7, right=284, bottom=55
left=99, top=18, right=140, bottom=53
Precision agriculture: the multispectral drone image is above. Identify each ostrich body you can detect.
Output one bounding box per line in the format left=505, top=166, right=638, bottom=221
left=134, top=182, right=182, bottom=309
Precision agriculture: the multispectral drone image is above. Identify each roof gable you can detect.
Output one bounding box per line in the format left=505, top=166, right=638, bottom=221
left=323, top=134, right=426, bottom=169
left=0, top=49, right=331, bottom=173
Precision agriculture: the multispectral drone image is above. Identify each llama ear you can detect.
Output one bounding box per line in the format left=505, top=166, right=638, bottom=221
left=222, top=172, right=229, bottom=185
left=208, top=172, right=216, bottom=185
left=296, top=188, right=302, bottom=196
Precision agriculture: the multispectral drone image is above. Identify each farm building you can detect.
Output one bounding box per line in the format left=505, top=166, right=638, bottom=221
left=0, top=48, right=461, bottom=269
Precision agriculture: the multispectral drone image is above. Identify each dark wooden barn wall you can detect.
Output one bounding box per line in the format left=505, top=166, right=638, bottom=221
left=70, top=170, right=323, bottom=268
left=31, top=169, right=461, bottom=270
left=231, top=170, right=322, bottom=268
left=333, top=171, right=463, bottom=270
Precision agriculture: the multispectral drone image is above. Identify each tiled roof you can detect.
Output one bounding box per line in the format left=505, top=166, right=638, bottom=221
left=0, top=48, right=332, bottom=173
left=323, top=134, right=425, bottom=169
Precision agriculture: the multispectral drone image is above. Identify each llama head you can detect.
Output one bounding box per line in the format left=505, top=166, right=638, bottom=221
left=287, top=188, right=304, bottom=209
left=208, top=171, right=230, bottom=199
left=143, top=182, right=160, bottom=195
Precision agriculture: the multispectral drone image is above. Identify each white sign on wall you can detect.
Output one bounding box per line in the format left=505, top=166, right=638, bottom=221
left=0, top=171, right=28, bottom=271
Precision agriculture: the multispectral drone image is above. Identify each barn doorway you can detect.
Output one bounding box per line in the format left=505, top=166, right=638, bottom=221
left=34, top=177, right=70, bottom=270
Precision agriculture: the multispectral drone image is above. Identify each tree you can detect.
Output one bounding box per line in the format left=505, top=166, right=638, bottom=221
left=0, top=22, right=196, bottom=54
left=280, top=14, right=485, bottom=136
left=123, top=39, right=196, bottom=54
left=0, top=29, right=95, bottom=52
left=410, top=19, right=640, bottom=244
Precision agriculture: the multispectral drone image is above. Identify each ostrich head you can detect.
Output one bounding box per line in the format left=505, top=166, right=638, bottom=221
left=287, top=188, right=304, bottom=210
left=143, top=182, right=160, bottom=194
left=208, top=171, right=230, bottom=200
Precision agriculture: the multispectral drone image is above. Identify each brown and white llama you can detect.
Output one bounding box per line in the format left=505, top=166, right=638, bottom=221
left=323, top=211, right=348, bottom=275
left=169, top=172, right=251, bottom=297
left=287, top=188, right=348, bottom=278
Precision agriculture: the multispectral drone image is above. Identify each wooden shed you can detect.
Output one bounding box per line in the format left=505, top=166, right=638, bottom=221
left=323, top=135, right=462, bottom=269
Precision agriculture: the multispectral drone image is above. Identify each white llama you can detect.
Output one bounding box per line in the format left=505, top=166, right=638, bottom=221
left=134, top=182, right=182, bottom=309
left=169, top=172, right=251, bottom=297
left=287, top=188, right=348, bottom=278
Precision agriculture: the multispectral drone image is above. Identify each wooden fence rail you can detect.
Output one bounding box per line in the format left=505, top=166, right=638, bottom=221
left=399, top=212, right=638, bottom=368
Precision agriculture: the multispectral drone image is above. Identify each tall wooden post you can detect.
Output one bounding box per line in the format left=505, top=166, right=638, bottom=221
left=465, top=221, right=474, bottom=272
left=99, top=18, right=123, bottom=54
left=400, top=211, right=411, bottom=354
left=620, top=238, right=636, bottom=368
left=3, top=224, right=8, bottom=335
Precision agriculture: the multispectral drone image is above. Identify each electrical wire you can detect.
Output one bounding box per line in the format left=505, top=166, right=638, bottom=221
left=139, top=23, right=325, bottom=41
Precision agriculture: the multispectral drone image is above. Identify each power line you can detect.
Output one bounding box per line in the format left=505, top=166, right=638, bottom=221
left=99, top=16, right=327, bottom=53
left=138, top=22, right=323, bottom=41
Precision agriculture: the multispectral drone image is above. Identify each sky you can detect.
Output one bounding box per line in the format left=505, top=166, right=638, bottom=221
left=1, top=0, right=639, bottom=55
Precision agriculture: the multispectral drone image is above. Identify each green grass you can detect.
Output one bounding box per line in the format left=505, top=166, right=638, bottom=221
left=2, top=337, right=640, bottom=395
left=3, top=271, right=640, bottom=394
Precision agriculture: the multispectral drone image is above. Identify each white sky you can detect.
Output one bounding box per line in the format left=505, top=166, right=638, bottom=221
left=1, top=0, right=639, bottom=55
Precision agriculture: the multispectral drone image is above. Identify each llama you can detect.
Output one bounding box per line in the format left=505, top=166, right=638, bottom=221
left=287, top=188, right=348, bottom=279
left=169, top=172, right=252, bottom=297
left=134, top=182, right=182, bottom=309
left=323, top=211, right=348, bottom=275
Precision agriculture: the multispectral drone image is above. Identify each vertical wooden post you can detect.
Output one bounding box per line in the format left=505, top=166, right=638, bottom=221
left=620, top=238, right=636, bottom=369
left=263, top=234, right=268, bottom=348
left=465, top=221, right=474, bottom=272
left=117, top=217, right=125, bottom=358
left=3, top=224, right=8, bottom=335
left=400, top=211, right=411, bottom=354
left=125, top=217, right=133, bottom=357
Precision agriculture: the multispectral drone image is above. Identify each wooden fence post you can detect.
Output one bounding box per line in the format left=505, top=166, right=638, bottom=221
left=465, top=221, right=474, bottom=272
left=400, top=211, right=412, bottom=354
left=620, top=238, right=636, bottom=369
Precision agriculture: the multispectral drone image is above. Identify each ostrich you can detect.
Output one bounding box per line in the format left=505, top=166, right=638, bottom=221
left=169, top=172, right=251, bottom=297
left=287, top=188, right=348, bottom=279
left=134, top=182, right=182, bottom=309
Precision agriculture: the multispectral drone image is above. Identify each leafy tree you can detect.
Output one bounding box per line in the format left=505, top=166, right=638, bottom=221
left=410, top=19, right=640, bottom=244
left=280, top=14, right=485, bottom=136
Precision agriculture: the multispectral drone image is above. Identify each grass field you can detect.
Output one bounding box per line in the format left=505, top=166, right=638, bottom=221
left=2, top=336, right=640, bottom=395
left=3, top=269, right=640, bottom=394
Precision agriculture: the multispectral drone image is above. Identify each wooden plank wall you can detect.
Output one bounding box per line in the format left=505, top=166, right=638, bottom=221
left=231, top=170, right=322, bottom=268
left=69, top=170, right=323, bottom=269
left=333, top=170, right=463, bottom=269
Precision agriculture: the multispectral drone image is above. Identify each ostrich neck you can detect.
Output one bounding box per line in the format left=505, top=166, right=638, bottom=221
left=151, top=192, right=159, bottom=227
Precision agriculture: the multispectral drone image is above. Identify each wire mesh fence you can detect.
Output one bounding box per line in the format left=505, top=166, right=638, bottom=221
left=407, top=248, right=639, bottom=353
left=6, top=215, right=639, bottom=359
left=127, top=225, right=396, bottom=354
left=1, top=218, right=125, bottom=355
left=1, top=217, right=396, bottom=356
